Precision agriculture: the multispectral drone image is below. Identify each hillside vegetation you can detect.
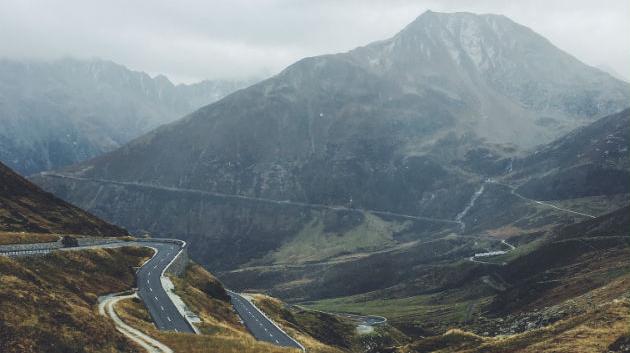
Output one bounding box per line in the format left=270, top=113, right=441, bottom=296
left=250, top=293, right=409, bottom=353
left=0, top=247, right=153, bottom=353
left=0, top=161, right=127, bottom=236
left=306, top=206, right=630, bottom=351
left=0, top=232, right=58, bottom=245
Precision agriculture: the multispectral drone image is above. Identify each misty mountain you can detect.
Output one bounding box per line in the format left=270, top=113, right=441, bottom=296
left=513, top=108, right=630, bottom=200
left=34, top=11, right=630, bottom=276
left=0, top=57, right=254, bottom=175
left=347, top=11, right=629, bottom=147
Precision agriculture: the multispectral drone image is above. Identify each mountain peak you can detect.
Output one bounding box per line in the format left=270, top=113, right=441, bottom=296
left=400, top=10, right=516, bottom=38
left=341, top=10, right=629, bottom=146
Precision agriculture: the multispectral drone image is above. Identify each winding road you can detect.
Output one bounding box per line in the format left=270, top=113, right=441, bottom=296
left=228, top=290, right=304, bottom=351
left=135, top=242, right=196, bottom=333
left=1, top=239, right=303, bottom=350
left=99, top=292, right=174, bottom=353
left=0, top=239, right=196, bottom=334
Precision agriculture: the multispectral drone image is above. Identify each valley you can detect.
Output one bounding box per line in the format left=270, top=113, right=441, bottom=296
left=1, top=6, right=629, bottom=353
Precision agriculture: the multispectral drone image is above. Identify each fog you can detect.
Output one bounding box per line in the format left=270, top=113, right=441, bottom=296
left=0, top=0, right=628, bottom=83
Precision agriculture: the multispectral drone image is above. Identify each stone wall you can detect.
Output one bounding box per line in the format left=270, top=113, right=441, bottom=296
left=165, top=245, right=189, bottom=277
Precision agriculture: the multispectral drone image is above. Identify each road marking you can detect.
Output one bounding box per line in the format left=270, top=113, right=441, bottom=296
left=275, top=339, right=279, bottom=343
left=155, top=296, right=159, bottom=301
left=148, top=271, right=151, bottom=275
left=161, top=305, right=164, bottom=311
left=167, top=316, right=172, bottom=322
left=175, top=328, right=178, bottom=333
left=147, top=279, right=150, bottom=284
left=149, top=287, right=153, bottom=292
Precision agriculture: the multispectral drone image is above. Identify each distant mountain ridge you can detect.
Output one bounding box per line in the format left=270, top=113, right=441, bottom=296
left=34, top=11, right=630, bottom=278
left=55, top=11, right=629, bottom=205
left=0, top=57, right=255, bottom=174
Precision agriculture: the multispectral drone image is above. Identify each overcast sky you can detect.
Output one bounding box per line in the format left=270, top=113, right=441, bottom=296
left=1, top=0, right=628, bottom=83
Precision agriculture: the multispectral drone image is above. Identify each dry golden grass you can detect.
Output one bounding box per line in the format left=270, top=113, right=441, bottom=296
left=0, top=246, right=153, bottom=353
left=170, top=263, right=245, bottom=333
left=114, top=263, right=298, bottom=353
left=399, top=274, right=630, bottom=353
left=0, top=231, right=59, bottom=245
left=250, top=294, right=359, bottom=353
left=467, top=299, right=630, bottom=353
left=0, top=161, right=128, bottom=236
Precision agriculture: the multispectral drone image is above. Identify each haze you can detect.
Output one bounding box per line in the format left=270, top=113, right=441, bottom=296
left=0, top=0, right=628, bottom=83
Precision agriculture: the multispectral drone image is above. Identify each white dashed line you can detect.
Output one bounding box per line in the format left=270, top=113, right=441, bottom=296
left=160, top=305, right=164, bottom=311
left=167, top=316, right=172, bottom=322
left=149, top=287, right=153, bottom=292
left=154, top=296, right=158, bottom=301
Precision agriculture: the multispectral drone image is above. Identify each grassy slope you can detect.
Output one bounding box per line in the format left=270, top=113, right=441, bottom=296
left=250, top=294, right=410, bottom=353
left=267, top=212, right=404, bottom=265
left=0, top=231, right=58, bottom=245
left=0, top=247, right=153, bottom=353
left=0, top=161, right=128, bottom=236
left=251, top=294, right=355, bottom=353
left=399, top=275, right=630, bottom=353
left=303, top=282, right=494, bottom=336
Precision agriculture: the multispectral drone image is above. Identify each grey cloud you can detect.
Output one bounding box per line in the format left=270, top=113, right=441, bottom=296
left=0, top=0, right=627, bottom=83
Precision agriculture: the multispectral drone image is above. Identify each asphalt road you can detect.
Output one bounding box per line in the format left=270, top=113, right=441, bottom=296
left=228, top=290, right=303, bottom=350
left=136, top=242, right=196, bottom=333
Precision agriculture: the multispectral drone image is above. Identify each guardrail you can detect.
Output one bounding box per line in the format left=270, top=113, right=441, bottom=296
left=0, top=237, right=187, bottom=258
left=0, top=249, right=54, bottom=257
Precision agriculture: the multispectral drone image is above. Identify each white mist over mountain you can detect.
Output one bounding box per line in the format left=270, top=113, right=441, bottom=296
left=0, top=0, right=627, bottom=83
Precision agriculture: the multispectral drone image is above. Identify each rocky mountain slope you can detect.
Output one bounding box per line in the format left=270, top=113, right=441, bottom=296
left=512, top=108, right=630, bottom=200
left=33, top=11, right=630, bottom=288
left=0, top=161, right=127, bottom=235
left=0, top=58, right=253, bottom=175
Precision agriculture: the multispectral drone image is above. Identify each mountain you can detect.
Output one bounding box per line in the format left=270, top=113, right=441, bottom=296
left=348, top=11, right=629, bottom=147
left=34, top=11, right=630, bottom=282
left=512, top=108, right=630, bottom=200
left=0, top=160, right=127, bottom=235
left=0, top=57, right=254, bottom=175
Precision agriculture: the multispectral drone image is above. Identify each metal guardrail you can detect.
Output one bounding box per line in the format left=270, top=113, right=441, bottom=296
left=0, top=237, right=186, bottom=258
left=1, top=249, right=53, bottom=257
